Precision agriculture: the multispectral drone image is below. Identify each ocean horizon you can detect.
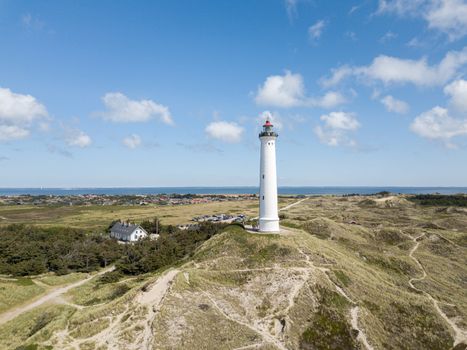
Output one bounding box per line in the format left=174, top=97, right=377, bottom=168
left=0, top=186, right=466, bottom=196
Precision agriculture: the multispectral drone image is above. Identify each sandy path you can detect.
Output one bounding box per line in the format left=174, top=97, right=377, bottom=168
left=351, top=307, right=374, bottom=350
left=296, top=245, right=374, bottom=350
left=251, top=198, right=308, bottom=221
left=0, top=266, right=114, bottom=326
left=201, top=290, right=288, bottom=350
left=137, top=269, right=180, bottom=350
left=279, top=198, right=308, bottom=212
left=407, top=233, right=467, bottom=346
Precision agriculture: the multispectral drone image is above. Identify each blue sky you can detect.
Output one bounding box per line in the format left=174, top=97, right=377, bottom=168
left=1, top=0, right=467, bottom=187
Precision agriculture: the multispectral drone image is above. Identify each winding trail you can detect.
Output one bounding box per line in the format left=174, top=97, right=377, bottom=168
left=251, top=197, right=308, bottom=221
left=296, top=246, right=374, bottom=350
left=136, top=269, right=180, bottom=350
left=49, top=268, right=179, bottom=350
left=185, top=264, right=289, bottom=350
left=407, top=233, right=467, bottom=346
left=0, top=266, right=115, bottom=326
left=351, top=307, right=374, bottom=350
left=200, top=290, right=288, bottom=350
left=279, top=198, right=308, bottom=212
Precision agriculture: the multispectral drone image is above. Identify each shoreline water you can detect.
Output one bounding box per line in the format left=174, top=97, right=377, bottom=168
left=0, top=186, right=466, bottom=196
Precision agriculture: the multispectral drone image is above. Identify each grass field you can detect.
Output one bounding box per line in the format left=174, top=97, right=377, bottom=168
left=0, top=197, right=295, bottom=230
left=0, top=278, right=45, bottom=314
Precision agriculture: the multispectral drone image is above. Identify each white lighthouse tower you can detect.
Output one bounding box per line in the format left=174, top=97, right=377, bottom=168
left=258, top=119, right=280, bottom=232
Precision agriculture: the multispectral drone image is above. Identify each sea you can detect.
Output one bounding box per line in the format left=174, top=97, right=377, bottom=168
left=0, top=187, right=466, bottom=196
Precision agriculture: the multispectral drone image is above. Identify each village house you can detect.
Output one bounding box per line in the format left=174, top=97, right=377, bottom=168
left=110, top=222, right=148, bottom=242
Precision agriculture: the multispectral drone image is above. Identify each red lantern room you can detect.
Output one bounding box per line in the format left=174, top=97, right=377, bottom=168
left=259, top=118, right=278, bottom=138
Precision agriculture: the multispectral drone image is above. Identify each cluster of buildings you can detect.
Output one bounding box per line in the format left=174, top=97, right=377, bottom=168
left=192, top=213, right=246, bottom=223
left=0, top=193, right=256, bottom=207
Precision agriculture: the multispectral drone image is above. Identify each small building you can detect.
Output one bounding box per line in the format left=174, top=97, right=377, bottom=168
left=110, top=222, right=148, bottom=242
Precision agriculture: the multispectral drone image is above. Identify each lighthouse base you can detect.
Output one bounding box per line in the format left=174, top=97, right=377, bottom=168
left=259, top=217, right=280, bottom=233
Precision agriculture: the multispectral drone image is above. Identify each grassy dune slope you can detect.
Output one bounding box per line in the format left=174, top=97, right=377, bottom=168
left=0, top=196, right=465, bottom=349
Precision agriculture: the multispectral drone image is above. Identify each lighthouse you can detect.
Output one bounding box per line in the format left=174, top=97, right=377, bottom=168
left=258, top=119, right=280, bottom=232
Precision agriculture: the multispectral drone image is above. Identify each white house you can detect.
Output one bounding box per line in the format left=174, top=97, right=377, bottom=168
left=110, top=222, right=148, bottom=242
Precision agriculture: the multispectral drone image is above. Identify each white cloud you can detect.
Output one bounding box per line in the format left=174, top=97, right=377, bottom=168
left=255, top=71, right=305, bottom=107
left=314, top=111, right=360, bottom=147
left=0, top=87, right=48, bottom=142
left=285, top=0, right=298, bottom=21
left=320, top=112, right=360, bottom=130
left=21, top=13, right=45, bottom=30
left=349, top=5, right=362, bottom=15
left=66, top=130, right=92, bottom=148
left=426, top=0, right=467, bottom=41
left=359, top=49, right=467, bottom=85
left=99, top=92, right=173, bottom=124
left=410, top=106, right=467, bottom=147
left=0, top=87, right=48, bottom=124
left=406, top=37, right=425, bottom=47
left=377, top=0, right=426, bottom=16
left=444, top=79, right=467, bottom=112
left=322, top=46, right=467, bottom=87
left=308, top=20, right=327, bottom=41
left=0, top=125, right=29, bottom=142
left=205, top=121, right=244, bottom=143
left=379, top=31, right=397, bottom=43
left=320, top=66, right=354, bottom=88
left=256, top=71, right=347, bottom=109
left=377, top=0, right=467, bottom=41
left=312, top=91, right=348, bottom=109
left=380, top=95, right=409, bottom=114
left=122, top=134, right=142, bottom=149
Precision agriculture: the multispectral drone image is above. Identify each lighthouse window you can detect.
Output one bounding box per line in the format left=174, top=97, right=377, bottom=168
left=262, top=196, right=264, bottom=200
left=262, top=174, right=264, bottom=179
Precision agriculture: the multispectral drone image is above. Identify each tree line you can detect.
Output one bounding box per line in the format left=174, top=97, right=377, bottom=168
left=0, top=219, right=230, bottom=277
left=408, top=194, right=467, bottom=207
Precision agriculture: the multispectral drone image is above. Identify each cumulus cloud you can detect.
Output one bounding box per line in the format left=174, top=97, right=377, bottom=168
left=0, top=87, right=48, bottom=124
left=444, top=79, right=467, bottom=112
left=122, top=134, right=142, bottom=149
left=321, top=46, right=467, bottom=87
left=255, top=71, right=305, bottom=107
left=312, top=91, right=348, bottom=109
left=320, top=66, right=354, bottom=88
left=205, top=121, right=244, bottom=143
left=65, top=130, right=92, bottom=148
left=98, top=92, right=173, bottom=124
left=377, top=0, right=467, bottom=41
left=0, top=125, right=29, bottom=142
left=255, top=71, right=347, bottom=108
left=426, top=0, right=467, bottom=41
left=308, top=20, right=327, bottom=41
left=314, top=111, right=360, bottom=147
left=0, top=87, right=48, bottom=142
left=410, top=106, right=467, bottom=147
left=380, top=95, right=409, bottom=114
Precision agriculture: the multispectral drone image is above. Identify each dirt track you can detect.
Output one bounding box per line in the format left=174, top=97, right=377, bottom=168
left=0, top=266, right=114, bottom=326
